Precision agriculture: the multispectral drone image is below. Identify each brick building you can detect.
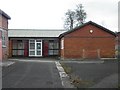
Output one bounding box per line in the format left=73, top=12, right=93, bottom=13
left=116, top=32, right=120, bottom=57
left=0, top=10, right=11, bottom=60
left=8, top=21, right=116, bottom=59
left=8, top=29, right=65, bottom=57
left=59, top=21, right=116, bottom=59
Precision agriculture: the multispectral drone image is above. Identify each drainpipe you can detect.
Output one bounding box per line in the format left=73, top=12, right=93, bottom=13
left=0, top=29, right=2, bottom=61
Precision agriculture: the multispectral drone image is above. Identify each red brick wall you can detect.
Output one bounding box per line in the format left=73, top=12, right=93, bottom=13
left=61, top=24, right=116, bottom=59
left=2, top=30, right=8, bottom=60
left=0, top=15, right=9, bottom=60
left=118, top=33, right=120, bottom=46
left=8, top=40, right=12, bottom=57
left=65, top=25, right=114, bottom=37
left=0, top=15, right=8, bottom=29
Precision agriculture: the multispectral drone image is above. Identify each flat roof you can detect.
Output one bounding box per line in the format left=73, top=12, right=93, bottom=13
left=8, top=29, right=66, bottom=38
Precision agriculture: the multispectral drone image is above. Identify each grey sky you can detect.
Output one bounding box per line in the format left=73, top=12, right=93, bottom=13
left=0, top=0, right=119, bottom=32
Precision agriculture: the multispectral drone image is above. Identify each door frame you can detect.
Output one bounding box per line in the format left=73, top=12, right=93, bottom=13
left=29, top=39, right=42, bottom=57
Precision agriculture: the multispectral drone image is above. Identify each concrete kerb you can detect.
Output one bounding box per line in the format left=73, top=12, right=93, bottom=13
left=60, top=58, right=118, bottom=63
left=60, top=59, right=105, bottom=64
left=10, top=59, right=55, bottom=63
left=8, top=58, right=119, bottom=65
left=55, top=61, right=75, bottom=88
left=8, top=58, right=56, bottom=63
left=8, top=57, right=115, bottom=65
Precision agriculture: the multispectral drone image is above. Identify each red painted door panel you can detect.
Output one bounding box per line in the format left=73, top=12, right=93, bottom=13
left=44, top=41, right=48, bottom=56
left=24, top=41, right=28, bottom=57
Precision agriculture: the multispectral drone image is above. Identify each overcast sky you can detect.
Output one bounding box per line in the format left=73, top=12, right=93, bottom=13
left=0, top=0, right=119, bottom=32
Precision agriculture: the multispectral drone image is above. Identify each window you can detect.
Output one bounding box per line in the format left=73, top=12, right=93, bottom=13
left=29, top=40, right=35, bottom=49
left=48, top=40, right=59, bottom=55
left=2, top=31, right=6, bottom=47
left=12, top=40, right=25, bottom=56
left=49, top=42, right=54, bottom=49
left=61, top=39, right=64, bottom=49
left=49, top=50, right=54, bottom=55
left=36, top=40, right=41, bottom=42
left=54, top=42, right=59, bottom=49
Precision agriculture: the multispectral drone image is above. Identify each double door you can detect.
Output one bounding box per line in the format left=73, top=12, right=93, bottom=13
left=29, top=40, right=42, bottom=56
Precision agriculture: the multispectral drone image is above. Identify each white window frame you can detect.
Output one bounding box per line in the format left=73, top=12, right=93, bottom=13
left=29, top=39, right=42, bottom=57
left=0, top=28, right=6, bottom=47
left=61, top=39, right=64, bottom=49
left=2, top=31, right=6, bottom=47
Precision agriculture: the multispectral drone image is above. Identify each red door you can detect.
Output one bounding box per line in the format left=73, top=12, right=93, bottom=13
left=24, top=41, right=28, bottom=57
left=44, top=41, right=48, bottom=56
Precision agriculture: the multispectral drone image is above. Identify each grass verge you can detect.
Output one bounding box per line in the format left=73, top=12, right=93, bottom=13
left=60, top=62, right=94, bottom=88
left=60, top=62, right=73, bottom=74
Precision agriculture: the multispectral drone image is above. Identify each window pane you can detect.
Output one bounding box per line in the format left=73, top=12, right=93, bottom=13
left=18, top=50, right=24, bottom=55
left=30, top=51, right=35, bottom=55
left=37, top=43, right=41, bottom=49
left=2, top=31, right=5, bottom=46
left=30, top=40, right=35, bottom=43
left=18, top=42, right=24, bottom=49
left=36, top=40, right=41, bottom=42
left=54, top=50, right=59, bottom=55
left=54, top=42, right=59, bottom=49
left=13, top=50, right=17, bottom=55
left=30, top=43, right=35, bottom=49
left=37, top=51, right=41, bottom=55
left=49, top=50, right=54, bottom=55
left=49, top=43, right=54, bottom=49
left=13, top=42, right=17, bottom=49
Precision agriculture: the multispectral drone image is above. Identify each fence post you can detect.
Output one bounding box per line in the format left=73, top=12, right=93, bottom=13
left=82, top=49, right=85, bottom=59
left=97, top=49, right=101, bottom=59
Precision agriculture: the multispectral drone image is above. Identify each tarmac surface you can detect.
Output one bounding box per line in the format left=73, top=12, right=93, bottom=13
left=2, top=60, right=63, bottom=88
left=60, top=60, right=118, bottom=88
left=2, top=58, right=119, bottom=88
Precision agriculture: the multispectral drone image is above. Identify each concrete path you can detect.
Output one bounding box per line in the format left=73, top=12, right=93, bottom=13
left=55, top=61, right=75, bottom=88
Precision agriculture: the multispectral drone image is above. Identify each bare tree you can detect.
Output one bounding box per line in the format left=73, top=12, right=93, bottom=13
left=64, top=4, right=87, bottom=30
left=75, top=4, right=87, bottom=26
left=64, top=9, right=75, bottom=30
